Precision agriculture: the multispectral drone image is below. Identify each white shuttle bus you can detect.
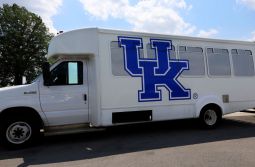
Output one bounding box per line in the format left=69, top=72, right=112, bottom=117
left=0, top=28, right=255, bottom=147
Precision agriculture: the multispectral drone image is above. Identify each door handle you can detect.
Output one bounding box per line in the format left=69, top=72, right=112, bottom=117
left=84, top=94, right=87, bottom=101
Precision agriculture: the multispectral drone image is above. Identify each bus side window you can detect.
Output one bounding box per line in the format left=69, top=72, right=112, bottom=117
left=179, top=46, right=205, bottom=76
left=232, top=49, right=254, bottom=76
left=110, top=41, right=144, bottom=76
left=207, top=48, right=231, bottom=77
left=146, top=44, right=176, bottom=59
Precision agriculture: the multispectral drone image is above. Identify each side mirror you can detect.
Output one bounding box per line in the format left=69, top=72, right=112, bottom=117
left=42, top=62, right=51, bottom=86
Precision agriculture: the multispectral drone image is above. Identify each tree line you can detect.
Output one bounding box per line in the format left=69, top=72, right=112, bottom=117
left=0, top=4, right=53, bottom=87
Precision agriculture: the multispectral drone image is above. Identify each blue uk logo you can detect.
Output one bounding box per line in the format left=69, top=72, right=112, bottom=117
left=118, top=36, right=191, bottom=102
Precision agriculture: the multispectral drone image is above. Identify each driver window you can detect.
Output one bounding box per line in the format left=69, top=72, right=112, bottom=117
left=50, top=61, right=83, bottom=86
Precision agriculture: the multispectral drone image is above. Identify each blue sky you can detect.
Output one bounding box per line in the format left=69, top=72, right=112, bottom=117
left=1, top=0, right=255, bottom=40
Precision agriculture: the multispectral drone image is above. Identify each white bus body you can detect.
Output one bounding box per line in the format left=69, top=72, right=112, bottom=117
left=0, top=28, right=255, bottom=147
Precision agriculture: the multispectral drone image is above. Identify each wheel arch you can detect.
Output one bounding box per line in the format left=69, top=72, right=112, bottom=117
left=199, top=103, right=223, bottom=118
left=195, top=96, right=224, bottom=118
left=0, top=107, right=44, bottom=129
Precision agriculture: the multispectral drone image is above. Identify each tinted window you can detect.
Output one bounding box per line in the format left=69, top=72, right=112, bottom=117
left=232, top=49, right=254, bottom=76
left=111, top=41, right=144, bottom=76
left=207, top=48, right=231, bottom=76
left=146, top=44, right=176, bottom=59
left=50, top=61, right=83, bottom=85
left=179, top=46, right=205, bottom=76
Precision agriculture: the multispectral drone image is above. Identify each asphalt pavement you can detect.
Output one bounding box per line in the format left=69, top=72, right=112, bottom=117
left=0, top=111, right=255, bottom=167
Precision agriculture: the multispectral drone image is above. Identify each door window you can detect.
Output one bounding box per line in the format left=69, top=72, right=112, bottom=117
left=50, top=61, right=83, bottom=86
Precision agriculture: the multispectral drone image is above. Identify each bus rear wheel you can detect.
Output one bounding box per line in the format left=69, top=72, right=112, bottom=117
left=199, top=106, right=222, bottom=129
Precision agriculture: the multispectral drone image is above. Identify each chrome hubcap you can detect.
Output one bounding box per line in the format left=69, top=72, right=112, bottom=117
left=6, top=122, right=32, bottom=144
left=204, top=109, right=217, bottom=126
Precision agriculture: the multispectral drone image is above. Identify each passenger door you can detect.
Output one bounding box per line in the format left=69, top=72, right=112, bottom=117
left=39, top=60, right=89, bottom=126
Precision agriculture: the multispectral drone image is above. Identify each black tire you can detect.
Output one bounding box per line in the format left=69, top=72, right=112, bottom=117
left=0, top=115, right=41, bottom=149
left=199, top=106, right=222, bottom=129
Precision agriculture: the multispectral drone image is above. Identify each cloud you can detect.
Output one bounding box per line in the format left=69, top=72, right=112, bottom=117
left=0, top=0, right=220, bottom=37
left=78, top=0, right=129, bottom=20
left=237, top=0, right=255, bottom=10
left=79, top=0, right=196, bottom=35
left=197, top=29, right=218, bottom=38
left=0, top=0, right=63, bottom=33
